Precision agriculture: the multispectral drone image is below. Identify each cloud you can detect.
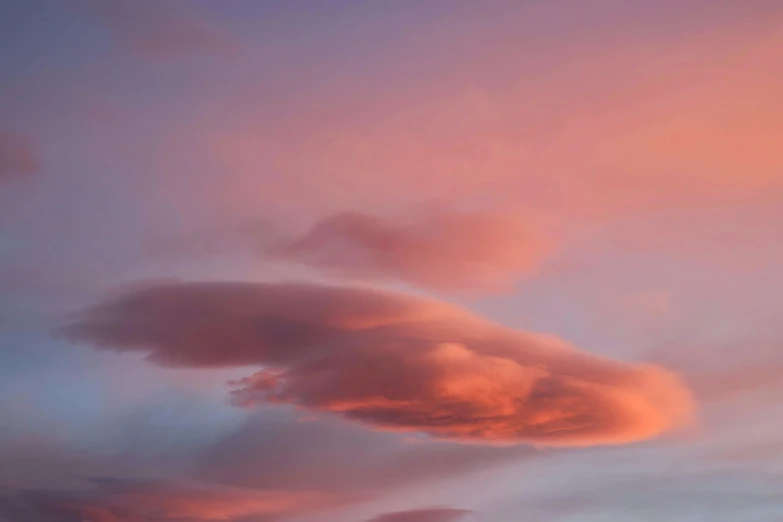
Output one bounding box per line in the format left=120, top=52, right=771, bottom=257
left=85, top=0, right=239, bottom=60
left=366, top=507, right=472, bottom=522
left=264, top=209, right=549, bottom=293
left=0, top=479, right=321, bottom=522
left=62, top=281, right=694, bottom=447
left=0, top=130, right=41, bottom=181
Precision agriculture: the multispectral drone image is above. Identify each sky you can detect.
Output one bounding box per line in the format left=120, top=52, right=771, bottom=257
left=1, top=1, right=783, bottom=521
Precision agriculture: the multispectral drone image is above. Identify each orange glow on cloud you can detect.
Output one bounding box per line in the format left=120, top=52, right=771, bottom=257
left=63, top=281, right=694, bottom=447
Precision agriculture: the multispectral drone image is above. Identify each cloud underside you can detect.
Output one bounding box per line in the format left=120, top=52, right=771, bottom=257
left=62, top=281, right=693, bottom=446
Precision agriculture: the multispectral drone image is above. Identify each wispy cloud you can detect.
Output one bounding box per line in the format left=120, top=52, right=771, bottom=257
left=84, top=0, right=239, bottom=60
left=366, top=507, right=472, bottom=522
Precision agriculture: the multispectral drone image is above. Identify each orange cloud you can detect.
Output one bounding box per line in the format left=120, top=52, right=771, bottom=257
left=264, top=208, right=549, bottom=292
left=63, top=281, right=694, bottom=447
left=367, top=507, right=472, bottom=522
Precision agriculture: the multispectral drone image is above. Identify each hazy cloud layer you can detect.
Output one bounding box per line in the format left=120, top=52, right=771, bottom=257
left=366, top=507, right=472, bottom=522
left=266, top=209, right=548, bottom=293
left=63, top=281, right=693, bottom=447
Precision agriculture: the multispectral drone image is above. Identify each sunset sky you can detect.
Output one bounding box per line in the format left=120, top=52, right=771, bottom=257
left=1, top=1, right=783, bottom=521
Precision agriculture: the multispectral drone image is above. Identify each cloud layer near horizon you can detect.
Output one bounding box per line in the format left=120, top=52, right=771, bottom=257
left=0, top=479, right=320, bottom=522
left=62, top=281, right=693, bottom=447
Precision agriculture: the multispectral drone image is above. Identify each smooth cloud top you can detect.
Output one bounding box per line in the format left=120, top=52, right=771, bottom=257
left=266, top=209, right=548, bottom=293
left=62, top=281, right=694, bottom=447
left=367, top=507, right=472, bottom=522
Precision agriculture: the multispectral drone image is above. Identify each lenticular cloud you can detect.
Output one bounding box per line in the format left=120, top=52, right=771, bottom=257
left=62, top=281, right=694, bottom=447
left=265, top=208, right=548, bottom=292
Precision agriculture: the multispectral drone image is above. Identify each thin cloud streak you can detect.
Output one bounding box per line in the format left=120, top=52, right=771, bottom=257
left=366, top=507, right=472, bottom=522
